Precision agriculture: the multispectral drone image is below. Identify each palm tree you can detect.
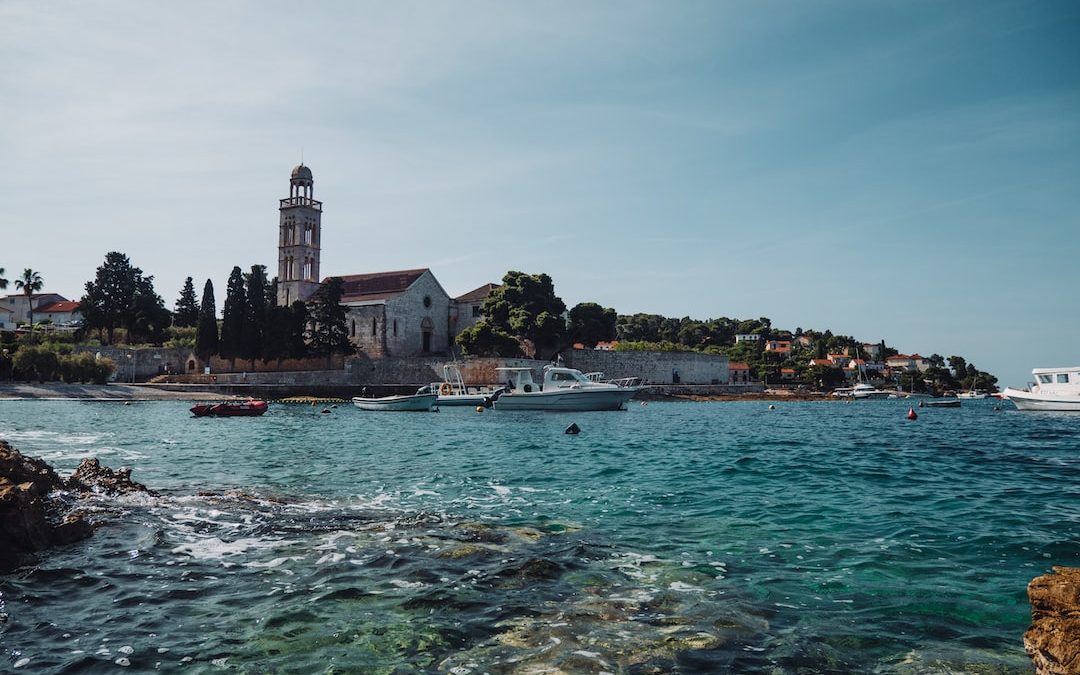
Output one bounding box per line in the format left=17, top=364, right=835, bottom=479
left=0, top=267, right=8, bottom=291
left=15, top=269, right=44, bottom=333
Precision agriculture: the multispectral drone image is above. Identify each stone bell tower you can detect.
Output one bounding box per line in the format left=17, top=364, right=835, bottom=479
left=277, top=164, right=322, bottom=306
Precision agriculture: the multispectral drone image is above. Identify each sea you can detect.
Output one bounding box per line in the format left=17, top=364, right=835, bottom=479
left=0, top=398, right=1076, bottom=673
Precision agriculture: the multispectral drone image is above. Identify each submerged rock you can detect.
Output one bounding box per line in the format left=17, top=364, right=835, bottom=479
left=1025, top=566, right=1080, bottom=675
left=0, top=440, right=150, bottom=573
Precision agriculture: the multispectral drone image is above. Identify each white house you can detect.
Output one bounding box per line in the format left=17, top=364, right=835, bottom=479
left=35, top=300, right=82, bottom=326
left=0, top=306, right=14, bottom=332
left=734, top=334, right=761, bottom=344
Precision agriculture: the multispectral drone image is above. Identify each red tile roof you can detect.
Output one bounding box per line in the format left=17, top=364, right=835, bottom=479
left=454, top=283, right=498, bottom=303
left=809, top=358, right=831, bottom=366
left=335, top=269, right=428, bottom=303
left=36, top=301, right=80, bottom=313
left=729, top=362, right=750, bottom=370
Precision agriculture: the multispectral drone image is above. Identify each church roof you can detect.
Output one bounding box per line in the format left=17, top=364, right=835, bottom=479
left=335, top=269, right=429, bottom=303
left=454, top=283, right=498, bottom=303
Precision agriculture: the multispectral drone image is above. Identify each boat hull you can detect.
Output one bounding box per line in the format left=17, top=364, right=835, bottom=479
left=435, top=394, right=490, bottom=407
left=922, top=399, right=961, bottom=408
left=493, top=388, right=639, bottom=411
left=1003, top=388, right=1080, bottom=411
left=191, top=401, right=269, bottom=417
left=351, top=394, right=438, bottom=411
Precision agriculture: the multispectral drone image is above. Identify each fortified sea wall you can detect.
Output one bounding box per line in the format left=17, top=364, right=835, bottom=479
left=563, top=349, right=728, bottom=385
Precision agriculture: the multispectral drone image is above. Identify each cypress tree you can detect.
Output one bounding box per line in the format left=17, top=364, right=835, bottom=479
left=219, top=267, right=246, bottom=362
left=241, top=265, right=268, bottom=366
left=174, top=277, right=200, bottom=327
left=195, top=279, right=218, bottom=361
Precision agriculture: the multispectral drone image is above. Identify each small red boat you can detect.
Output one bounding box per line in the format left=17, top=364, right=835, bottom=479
left=190, top=400, right=269, bottom=417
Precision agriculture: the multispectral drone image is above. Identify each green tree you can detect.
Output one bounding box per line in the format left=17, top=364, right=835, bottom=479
left=12, top=345, right=59, bottom=383
left=263, top=300, right=310, bottom=362
left=219, top=267, right=246, bottom=363
left=947, top=356, right=967, bottom=380
left=568, top=302, right=617, bottom=347
left=241, top=265, right=269, bottom=366
left=0, top=267, right=8, bottom=291
left=483, top=271, right=567, bottom=359
left=306, top=277, right=353, bottom=358
left=196, top=279, right=218, bottom=361
left=15, top=269, right=44, bottom=332
left=455, top=320, right=522, bottom=357
left=174, top=277, right=200, bottom=327
left=81, top=252, right=144, bottom=344
left=127, top=275, right=171, bottom=344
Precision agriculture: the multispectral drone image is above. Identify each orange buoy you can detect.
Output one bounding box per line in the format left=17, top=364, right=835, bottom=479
left=907, top=408, right=918, bottom=420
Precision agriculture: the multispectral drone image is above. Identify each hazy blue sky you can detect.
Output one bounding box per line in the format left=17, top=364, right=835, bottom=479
left=2, top=1, right=1077, bottom=386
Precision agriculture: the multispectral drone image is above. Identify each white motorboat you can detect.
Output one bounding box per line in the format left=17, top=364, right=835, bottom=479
left=351, top=389, right=438, bottom=411
left=1003, top=367, right=1080, bottom=411
left=492, top=366, right=642, bottom=411
left=420, top=364, right=492, bottom=407
left=832, top=382, right=892, bottom=400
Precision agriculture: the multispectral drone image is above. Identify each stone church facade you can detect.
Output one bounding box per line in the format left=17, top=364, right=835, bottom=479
left=275, top=165, right=494, bottom=358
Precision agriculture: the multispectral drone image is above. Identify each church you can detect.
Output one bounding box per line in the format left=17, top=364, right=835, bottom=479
left=275, top=165, right=492, bottom=357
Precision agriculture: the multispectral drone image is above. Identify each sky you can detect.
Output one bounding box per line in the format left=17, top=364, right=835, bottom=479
left=2, top=0, right=1078, bottom=387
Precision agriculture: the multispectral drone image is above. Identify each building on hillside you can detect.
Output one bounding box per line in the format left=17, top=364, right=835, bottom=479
left=0, top=306, right=14, bottom=332
left=886, top=354, right=929, bottom=372
left=808, top=358, right=831, bottom=368
left=861, top=342, right=882, bottom=358
left=594, top=341, right=618, bottom=351
left=827, top=353, right=852, bottom=368
left=35, top=301, right=82, bottom=326
left=0, top=293, right=68, bottom=324
left=795, top=335, right=814, bottom=348
left=734, top=333, right=760, bottom=344
left=276, top=165, right=323, bottom=306
left=764, top=340, right=792, bottom=357
left=338, top=269, right=452, bottom=357
left=450, top=283, right=497, bottom=337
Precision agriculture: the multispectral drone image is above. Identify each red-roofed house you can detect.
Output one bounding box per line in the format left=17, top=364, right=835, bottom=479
left=594, top=341, right=618, bottom=351
left=807, top=358, right=832, bottom=367
left=779, top=368, right=797, bottom=380
left=764, top=340, right=792, bottom=357
left=35, top=301, right=82, bottom=326
left=338, top=269, right=452, bottom=357
left=729, top=362, right=751, bottom=384
left=886, top=354, right=928, bottom=372
left=1, top=293, right=67, bottom=325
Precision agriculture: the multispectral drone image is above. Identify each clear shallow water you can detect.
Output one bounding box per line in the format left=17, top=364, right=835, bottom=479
left=0, top=399, right=1076, bottom=673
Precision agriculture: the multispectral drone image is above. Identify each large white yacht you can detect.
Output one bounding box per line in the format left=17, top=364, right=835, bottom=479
left=492, top=366, right=642, bottom=411
left=1003, top=367, right=1080, bottom=411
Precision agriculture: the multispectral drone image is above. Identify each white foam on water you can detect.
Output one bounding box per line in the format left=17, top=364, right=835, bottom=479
left=669, top=581, right=705, bottom=593
left=172, top=536, right=295, bottom=560
left=316, top=552, right=346, bottom=565
left=490, top=485, right=511, bottom=496
left=389, top=579, right=427, bottom=590
left=246, top=556, right=303, bottom=569
left=13, top=658, right=30, bottom=669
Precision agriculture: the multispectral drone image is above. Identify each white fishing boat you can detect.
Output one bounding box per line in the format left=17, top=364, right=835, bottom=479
left=351, top=389, right=438, bottom=411
left=492, top=366, right=642, bottom=411
left=419, top=364, right=491, bottom=407
left=956, top=376, right=989, bottom=399
left=1003, top=367, right=1080, bottom=411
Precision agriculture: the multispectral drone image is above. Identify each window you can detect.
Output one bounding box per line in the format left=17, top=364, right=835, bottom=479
left=1038, top=374, right=1052, bottom=384
left=350, top=320, right=356, bottom=337
left=393, top=320, right=398, bottom=337
left=471, top=305, right=481, bottom=317
left=1056, top=373, right=1069, bottom=384
left=423, top=295, right=431, bottom=308
left=372, top=318, right=377, bottom=336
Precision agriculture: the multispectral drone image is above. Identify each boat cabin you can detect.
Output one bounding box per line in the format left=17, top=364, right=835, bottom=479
left=1031, top=367, right=1080, bottom=392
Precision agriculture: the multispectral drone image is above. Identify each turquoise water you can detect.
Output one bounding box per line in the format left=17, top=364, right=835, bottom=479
left=0, top=399, right=1076, bottom=672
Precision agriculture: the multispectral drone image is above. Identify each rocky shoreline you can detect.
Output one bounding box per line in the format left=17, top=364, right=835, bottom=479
left=0, top=440, right=152, bottom=573
left=0, top=382, right=245, bottom=401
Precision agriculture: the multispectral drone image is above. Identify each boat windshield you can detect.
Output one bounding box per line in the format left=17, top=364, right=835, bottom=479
left=548, top=370, right=589, bottom=384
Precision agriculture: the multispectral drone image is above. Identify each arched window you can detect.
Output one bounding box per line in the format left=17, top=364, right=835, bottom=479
left=393, top=319, right=398, bottom=337
left=371, top=317, right=377, bottom=336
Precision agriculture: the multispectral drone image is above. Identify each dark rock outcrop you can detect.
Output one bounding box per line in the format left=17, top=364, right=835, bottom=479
left=0, top=440, right=151, bottom=573
left=1025, top=566, right=1080, bottom=675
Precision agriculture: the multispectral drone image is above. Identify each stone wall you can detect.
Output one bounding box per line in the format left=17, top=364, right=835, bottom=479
left=346, top=305, right=387, bottom=357
left=383, top=272, right=452, bottom=357
left=563, top=349, right=729, bottom=385
left=74, top=346, right=195, bottom=381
